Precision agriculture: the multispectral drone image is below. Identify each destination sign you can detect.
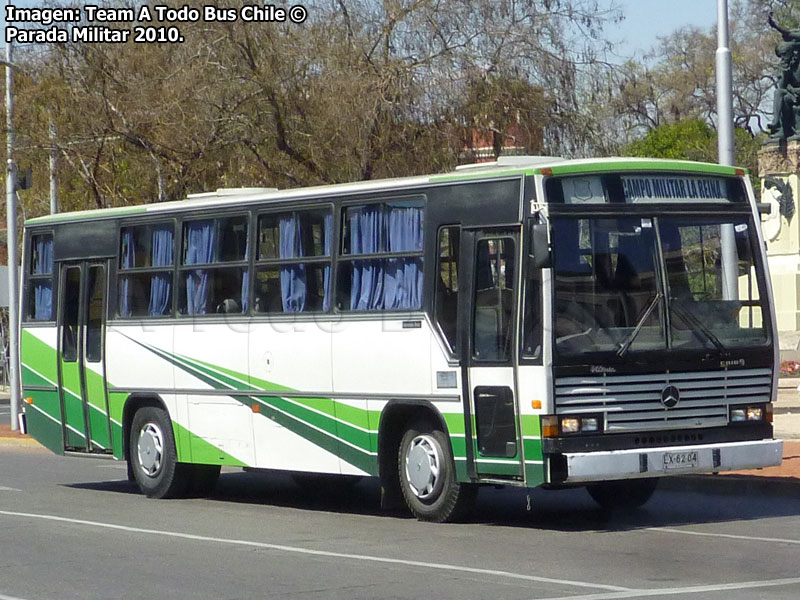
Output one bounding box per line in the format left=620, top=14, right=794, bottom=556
left=621, top=176, right=729, bottom=203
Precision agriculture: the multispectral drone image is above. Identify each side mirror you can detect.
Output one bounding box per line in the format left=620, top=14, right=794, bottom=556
left=528, top=222, right=551, bottom=269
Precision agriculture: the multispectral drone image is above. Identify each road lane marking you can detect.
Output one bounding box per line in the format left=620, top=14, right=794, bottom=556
left=0, top=593, right=27, bottom=600
left=0, top=486, right=21, bottom=492
left=542, top=576, right=800, bottom=599
left=0, top=509, right=631, bottom=593
left=646, top=526, right=800, bottom=546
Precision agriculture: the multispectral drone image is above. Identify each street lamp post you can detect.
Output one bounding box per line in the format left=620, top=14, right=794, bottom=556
left=5, top=14, right=21, bottom=431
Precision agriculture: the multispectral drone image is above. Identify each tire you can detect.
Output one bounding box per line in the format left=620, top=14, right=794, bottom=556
left=587, top=478, right=659, bottom=511
left=398, top=421, right=477, bottom=522
left=129, top=406, right=192, bottom=499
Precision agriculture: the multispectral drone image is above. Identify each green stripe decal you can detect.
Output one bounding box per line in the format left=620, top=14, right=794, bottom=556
left=173, top=422, right=246, bottom=467
left=538, top=160, right=742, bottom=176
left=128, top=339, right=378, bottom=475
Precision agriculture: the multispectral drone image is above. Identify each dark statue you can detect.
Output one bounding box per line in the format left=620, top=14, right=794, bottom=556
left=764, top=175, right=795, bottom=222
left=768, top=13, right=800, bottom=142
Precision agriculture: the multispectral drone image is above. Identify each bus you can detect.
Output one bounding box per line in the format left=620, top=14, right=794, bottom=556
left=19, top=156, right=783, bottom=522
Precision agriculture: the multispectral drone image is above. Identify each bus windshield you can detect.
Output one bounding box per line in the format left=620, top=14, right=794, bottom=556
left=549, top=214, right=770, bottom=358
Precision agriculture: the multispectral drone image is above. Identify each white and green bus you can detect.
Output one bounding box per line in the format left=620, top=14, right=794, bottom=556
left=20, top=156, right=783, bottom=521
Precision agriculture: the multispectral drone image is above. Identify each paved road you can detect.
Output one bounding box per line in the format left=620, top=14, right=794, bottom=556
left=1, top=446, right=799, bottom=600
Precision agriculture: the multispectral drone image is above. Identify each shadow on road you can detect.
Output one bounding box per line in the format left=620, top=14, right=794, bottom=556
left=65, top=470, right=800, bottom=531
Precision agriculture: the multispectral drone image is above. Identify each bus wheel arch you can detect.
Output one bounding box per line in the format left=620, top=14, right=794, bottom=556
left=378, top=401, right=475, bottom=522
left=123, top=395, right=191, bottom=499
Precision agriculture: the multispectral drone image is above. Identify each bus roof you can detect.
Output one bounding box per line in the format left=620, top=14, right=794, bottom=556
left=25, top=156, right=745, bottom=226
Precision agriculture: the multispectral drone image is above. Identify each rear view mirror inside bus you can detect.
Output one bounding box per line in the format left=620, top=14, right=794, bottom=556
left=528, top=222, right=551, bottom=269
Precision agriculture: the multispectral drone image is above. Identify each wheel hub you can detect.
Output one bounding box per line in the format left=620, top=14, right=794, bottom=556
left=405, top=435, right=441, bottom=499
left=137, top=422, right=164, bottom=477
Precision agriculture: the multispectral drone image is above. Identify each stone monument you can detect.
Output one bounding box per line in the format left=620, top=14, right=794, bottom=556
left=760, top=15, right=800, bottom=354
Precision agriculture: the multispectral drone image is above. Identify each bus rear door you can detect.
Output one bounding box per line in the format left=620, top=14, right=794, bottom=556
left=57, top=261, right=113, bottom=453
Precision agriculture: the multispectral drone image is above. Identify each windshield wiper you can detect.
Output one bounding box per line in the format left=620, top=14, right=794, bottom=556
left=670, top=299, right=727, bottom=353
left=617, top=292, right=663, bottom=357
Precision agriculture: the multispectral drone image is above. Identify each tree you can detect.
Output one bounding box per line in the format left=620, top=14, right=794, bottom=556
left=4, top=0, right=624, bottom=220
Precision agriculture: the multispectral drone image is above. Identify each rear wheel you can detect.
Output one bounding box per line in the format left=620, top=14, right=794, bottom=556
left=587, top=478, right=659, bottom=511
left=129, top=406, right=192, bottom=499
left=398, top=421, right=476, bottom=522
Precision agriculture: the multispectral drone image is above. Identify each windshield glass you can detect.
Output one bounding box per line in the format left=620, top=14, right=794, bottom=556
left=550, top=215, right=769, bottom=358
left=660, top=216, right=768, bottom=351
left=552, top=217, right=665, bottom=355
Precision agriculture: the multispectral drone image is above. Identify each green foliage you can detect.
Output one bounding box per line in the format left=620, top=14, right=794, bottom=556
left=623, top=120, right=716, bottom=162
left=622, top=119, right=765, bottom=192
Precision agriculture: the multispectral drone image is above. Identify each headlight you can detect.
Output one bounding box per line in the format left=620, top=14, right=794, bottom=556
left=581, top=417, right=600, bottom=432
left=747, top=407, right=763, bottom=421
left=561, top=417, right=581, bottom=434
left=730, top=404, right=767, bottom=423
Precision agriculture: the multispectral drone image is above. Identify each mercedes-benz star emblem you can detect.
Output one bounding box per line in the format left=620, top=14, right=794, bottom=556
left=661, top=385, right=680, bottom=409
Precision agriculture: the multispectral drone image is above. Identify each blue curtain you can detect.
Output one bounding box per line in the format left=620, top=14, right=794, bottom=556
left=323, top=213, right=332, bottom=311
left=384, top=205, right=423, bottom=310
left=280, top=213, right=307, bottom=312
left=33, top=236, right=54, bottom=274
left=148, top=225, right=173, bottom=316
left=349, top=206, right=385, bottom=310
left=118, top=229, right=135, bottom=317
left=32, top=236, right=54, bottom=320
left=240, top=232, right=250, bottom=313
left=33, top=282, right=53, bottom=320
left=184, top=220, right=215, bottom=315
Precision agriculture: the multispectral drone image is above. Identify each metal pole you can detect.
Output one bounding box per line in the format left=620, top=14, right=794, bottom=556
left=5, top=16, right=21, bottom=430
left=716, top=0, right=738, bottom=301
left=716, top=0, right=734, bottom=166
left=49, top=120, right=57, bottom=214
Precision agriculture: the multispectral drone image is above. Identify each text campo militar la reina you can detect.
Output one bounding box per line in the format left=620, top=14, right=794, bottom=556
left=5, top=4, right=309, bottom=44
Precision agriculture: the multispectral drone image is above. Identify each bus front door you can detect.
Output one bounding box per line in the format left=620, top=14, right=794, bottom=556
left=461, top=229, right=524, bottom=481
left=57, top=261, right=113, bottom=453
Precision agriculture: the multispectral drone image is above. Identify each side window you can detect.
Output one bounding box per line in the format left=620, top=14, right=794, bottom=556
left=27, top=233, right=54, bottom=321
left=118, top=223, right=174, bottom=317
left=85, top=266, right=105, bottom=363
left=337, top=199, right=424, bottom=311
left=434, top=226, right=460, bottom=353
left=61, top=266, right=80, bottom=362
left=179, top=215, right=249, bottom=315
left=254, top=208, right=331, bottom=314
left=473, top=237, right=515, bottom=361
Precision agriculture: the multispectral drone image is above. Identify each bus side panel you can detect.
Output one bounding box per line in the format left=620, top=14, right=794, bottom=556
left=248, top=320, right=344, bottom=474
left=173, top=323, right=254, bottom=467
left=517, top=365, right=548, bottom=488
left=428, top=334, right=468, bottom=482
left=105, top=324, right=175, bottom=458
left=21, top=327, right=65, bottom=455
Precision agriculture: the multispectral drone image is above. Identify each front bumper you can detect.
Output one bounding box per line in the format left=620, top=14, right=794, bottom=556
left=548, top=439, right=783, bottom=484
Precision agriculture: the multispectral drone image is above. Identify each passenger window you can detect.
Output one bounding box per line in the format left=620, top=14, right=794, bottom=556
left=27, top=233, right=54, bottom=321
left=337, top=199, right=424, bottom=311
left=254, top=209, right=332, bottom=313
left=435, top=226, right=460, bottom=353
left=179, top=216, right=249, bottom=315
left=118, top=223, right=174, bottom=317
left=473, top=237, right=515, bottom=361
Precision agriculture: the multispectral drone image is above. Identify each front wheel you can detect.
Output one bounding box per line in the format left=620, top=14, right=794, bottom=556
left=398, top=421, right=476, bottom=522
left=586, top=478, right=659, bottom=511
left=129, top=406, right=192, bottom=499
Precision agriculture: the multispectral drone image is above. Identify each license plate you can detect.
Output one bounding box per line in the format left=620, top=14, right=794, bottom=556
left=663, top=451, right=698, bottom=470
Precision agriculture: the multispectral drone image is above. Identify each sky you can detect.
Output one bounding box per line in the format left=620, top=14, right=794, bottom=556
left=1, top=1, right=723, bottom=53
left=606, top=0, right=720, bottom=57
